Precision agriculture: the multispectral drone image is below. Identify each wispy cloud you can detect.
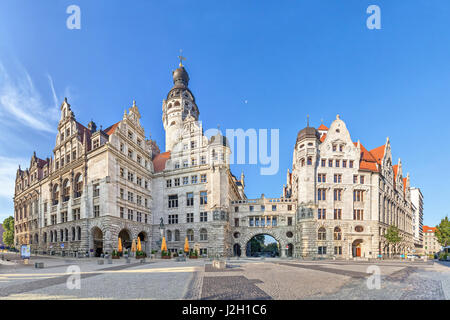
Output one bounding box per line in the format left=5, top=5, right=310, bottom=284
left=0, top=62, right=59, bottom=133
left=0, top=156, right=28, bottom=199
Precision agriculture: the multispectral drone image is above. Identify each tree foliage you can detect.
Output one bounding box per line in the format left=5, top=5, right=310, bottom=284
left=435, top=216, right=450, bottom=247
left=2, top=216, right=14, bottom=247
left=384, top=226, right=402, bottom=245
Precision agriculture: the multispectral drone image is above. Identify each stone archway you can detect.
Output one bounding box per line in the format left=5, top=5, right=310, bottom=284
left=236, top=228, right=288, bottom=258
left=118, top=229, right=132, bottom=250
left=137, top=231, right=148, bottom=253
left=91, top=227, right=103, bottom=257
left=245, top=233, right=280, bottom=258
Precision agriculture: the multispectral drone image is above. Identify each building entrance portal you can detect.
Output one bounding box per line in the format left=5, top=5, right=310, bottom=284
left=246, top=234, right=279, bottom=258
left=352, top=239, right=363, bottom=257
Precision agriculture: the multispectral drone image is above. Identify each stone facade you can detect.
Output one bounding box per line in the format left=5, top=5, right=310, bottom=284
left=422, top=226, right=442, bottom=255
left=13, top=61, right=419, bottom=259
left=410, top=187, right=424, bottom=252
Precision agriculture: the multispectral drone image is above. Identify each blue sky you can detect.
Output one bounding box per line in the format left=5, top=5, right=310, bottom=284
left=0, top=0, right=449, bottom=227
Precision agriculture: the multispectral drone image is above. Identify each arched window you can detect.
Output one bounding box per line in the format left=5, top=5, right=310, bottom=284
left=187, top=229, right=194, bottom=242
left=301, top=158, right=305, bottom=167
left=77, top=226, right=82, bottom=241
left=63, top=179, right=70, bottom=202
left=71, top=227, right=76, bottom=241
left=170, top=121, right=176, bottom=126
left=174, top=101, right=180, bottom=107
left=318, top=227, right=326, bottom=240
left=65, top=229, right=68, bottom=242
left=75, top=174, right=83, bottom=198
left=334, top=227, right=342, bottom=240
left=174, top=230, right=180, bottom=241
left=167, top=103, right=172, bottom=109
left=43, top=232, right=47, bottom=243
left=53, top=184, right=59, bottom=205
left=60, top=229, right=64, bottom=242
left=307, top=157, right=312, bottom=165
left=167, top=230, right=172, bottom=242
left=200, top=229, right=207, bottom=241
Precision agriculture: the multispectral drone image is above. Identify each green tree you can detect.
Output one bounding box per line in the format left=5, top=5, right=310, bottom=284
left=384, top=226, right=402, bottom=256
left=435, top=216, right=450, bottom=247
left=2, top=216, right=14, bottom=247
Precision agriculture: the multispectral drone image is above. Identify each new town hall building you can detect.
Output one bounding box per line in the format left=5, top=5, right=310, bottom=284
left=13, top=62, right=421, bottom=259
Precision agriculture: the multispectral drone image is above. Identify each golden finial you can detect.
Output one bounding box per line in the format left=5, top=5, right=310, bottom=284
left=178, top=49, right=186, bottom=67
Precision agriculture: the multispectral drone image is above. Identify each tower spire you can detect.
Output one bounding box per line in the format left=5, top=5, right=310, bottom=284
left=178, top=49, right=186, bottom=67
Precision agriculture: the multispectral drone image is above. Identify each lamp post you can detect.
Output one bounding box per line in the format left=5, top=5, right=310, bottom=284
left=158, top=217, right=165, bottom=251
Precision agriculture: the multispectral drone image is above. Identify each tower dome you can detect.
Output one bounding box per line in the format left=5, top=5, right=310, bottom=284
left=172, top=66, right=190, bottom=88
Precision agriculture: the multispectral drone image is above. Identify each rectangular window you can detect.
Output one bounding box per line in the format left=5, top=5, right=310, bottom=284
left=334, top=174, right=342, bottom=183
left=166, top=179, right=172, bottom=188
left=353, top=175, right=358, bottom=184
left=94, top=205, right=100, bottom=218
left=136, top=176, right=142, bottom=186
left=318, top=246, right=327, bottom=255
left=200, top=212, right=208, bottom=222
left=127, top=209, right=134, bottom=220
left=183, top=177, right=189, bottom=185
left=318, top=189, right=326, bottom=201
left=93, top=184, right=100, bottom=197
left=334, top=189, right=342, bottom=201
left=168, top=214, right=178, bottom=224
left=120, top=167, right=124, bottom=178
left=272, top=205, right=277, bottom=211
left=334, top=209, right=342, bottom=220
left=249, top=217, right=254, bottom=227
left=137, top=195, right=142, bottom=206
left=120, top=207, right=124, bottom=219
left=174, top=178, right=180, bottom=186
left=360, top=176, right=365, bottom=184
left=201, top=156, right=206, bottom=165
left=328, top=159, right=333, bottom=167
left=249, top=205, right=254, bottom=212
left=186, top=192, right=194, bottom=206
left=287, top=217, right=293, bottom=226
left=200, top=191, right=207, bottom=205
left=128, top=172, right=134, bottom=182
left=234, top=206, right=239, bottom=212
left=128, top=191, right=134, bottom=202
left=353, top=190, right=364, bottom=202
left=128, top=150, right=133, bottom=159
left=120, top=188, right=124, bottom=199
left=168, top=195, right=178, bottom=208
left=183, top=160, right=188, bottom=168
left=353, top=209, right=364, bottom=220
left=318, top=174, right=326, bottom=183
left=186, top=212, right=194, bottom=223
left=318, top=208, right=326, bottom=220
left=342, top=160, right=347, bottom=168
left=321, top=159, right=326, bottom=167
left=200, top=174, right=207, bottom=183
left=191, top=175, right=198, bottom=184
left=191, top=158, right=197, bottom=166
left=272, top=216, right=277, bottom=226
left=335, top=160, right=340, bottom=167
left=349, top=160, right=354, bottom=168
left=261, top=205, right=265, bottom=211
left=255, top=217, right=260, bottom=227
left=235, top=218, right=239, bottom=227
left=334, top=246, right=342, bottom=255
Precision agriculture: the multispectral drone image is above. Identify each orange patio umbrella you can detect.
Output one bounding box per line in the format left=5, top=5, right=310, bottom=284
left=131, top=239, right=137, bottom=253
left=137, top=237, right=142, bottom=252
left=118, top=237, right=122, bottom=252
left=184, top=236, right=189, bottom=253
left=161, top=236, right=167, bottom=252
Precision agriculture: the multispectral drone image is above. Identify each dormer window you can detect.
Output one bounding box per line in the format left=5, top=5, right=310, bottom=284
left=332, top=144, right=337, bottom=152
left=339, top=144, right=343, bottom=152
left=93, top=139, right=100, bottom=149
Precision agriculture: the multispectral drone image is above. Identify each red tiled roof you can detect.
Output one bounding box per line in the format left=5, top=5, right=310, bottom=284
left=370, top=145, right=385, bottom=165
left=153, top=151, right=170, bottom=173
left=354, top=142, right=379, bottom=172
left=393, top=164, right=398, bottom=179
left=320, top=133, right=327, bottom=142
left=317, top=124, right=328, bottom=131
left=423, top=226, right=436, bottom=233
left=104, top=121, right=120, bottom=136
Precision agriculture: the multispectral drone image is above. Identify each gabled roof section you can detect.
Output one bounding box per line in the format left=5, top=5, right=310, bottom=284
left=370, top=145, right=386, bottom=165
left=153, top=151, right=171, bottom=173
left=393, top=164, right=398, bottom=179
left=104, top=121, right=120, bottom=136
left=354, top=142, right=378, bottom=172
left=317, top=124, right=328, bottom=131
left=423, top=226, right=436, bottom=233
